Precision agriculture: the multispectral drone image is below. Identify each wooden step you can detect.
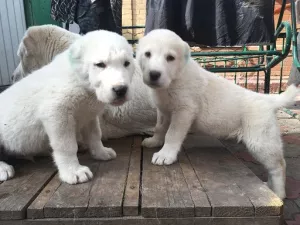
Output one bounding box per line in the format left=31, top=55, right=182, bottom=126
left=0, top=135, right=283, bottom=225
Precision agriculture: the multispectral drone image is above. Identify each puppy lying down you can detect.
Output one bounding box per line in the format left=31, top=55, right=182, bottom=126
left=136, top=29, right=299, bottom=200
left=12, top=25, right=156, bottom=140
left=0, top=30, right=135, bottom=184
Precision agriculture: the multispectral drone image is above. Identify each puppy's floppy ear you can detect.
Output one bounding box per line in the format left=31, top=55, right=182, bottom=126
left=68, top=38, right=83, bottom=63
left=17, top=41, right=27, bottom=58
left=68, top=38, right=90, bottom=84
left=21, top=33, right=35, bottom=56
left=182, top=41, right=191, bottom=61
left=19, top=26, right=48, bottom=58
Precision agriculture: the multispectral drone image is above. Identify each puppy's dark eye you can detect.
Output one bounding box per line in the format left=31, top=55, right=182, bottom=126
left=166, top=55, right=175, bottom=62
left=95, top=62, right=106, bottom=68
left=124, top=61, right=130, bottom=67
left=145, top=51, right=151, bottom=58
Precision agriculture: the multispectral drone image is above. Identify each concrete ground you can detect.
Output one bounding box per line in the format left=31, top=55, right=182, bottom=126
left=221, top=94, right=300, bottom=225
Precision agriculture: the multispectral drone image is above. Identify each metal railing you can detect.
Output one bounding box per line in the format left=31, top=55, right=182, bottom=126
left=122, top=0, right=298, bottom=94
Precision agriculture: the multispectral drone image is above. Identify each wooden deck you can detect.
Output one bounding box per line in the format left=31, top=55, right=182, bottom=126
left=0, top=135, right=283, bottom=225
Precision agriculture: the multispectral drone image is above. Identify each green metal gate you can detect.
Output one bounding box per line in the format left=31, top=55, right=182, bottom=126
left=23, top=0, right=61, bottom=27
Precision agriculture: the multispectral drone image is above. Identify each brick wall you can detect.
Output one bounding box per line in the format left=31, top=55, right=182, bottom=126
left=122, top=0, right=297, bottom=93
left=122, top=0, right=146, bottom=40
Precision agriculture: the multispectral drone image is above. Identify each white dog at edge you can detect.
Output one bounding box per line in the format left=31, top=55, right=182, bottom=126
left=0, top=30, right=135, bottom=184
left=137, top=29, right=299, bottom=199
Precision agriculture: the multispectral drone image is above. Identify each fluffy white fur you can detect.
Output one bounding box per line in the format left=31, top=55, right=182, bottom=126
left=0, top=30, right=135, bottom=184
left=137, top=29, right=300, bottom=199
left=12, top=25, right=156, bottom=140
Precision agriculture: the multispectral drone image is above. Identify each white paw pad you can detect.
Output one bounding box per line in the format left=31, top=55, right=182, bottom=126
left=152, top=151, right=177, bottom=165
left=59, top=165, right=93, bottom=184
left=142, top=137, right=164, bottom=148
left=0, top=162, right=15, bottom=181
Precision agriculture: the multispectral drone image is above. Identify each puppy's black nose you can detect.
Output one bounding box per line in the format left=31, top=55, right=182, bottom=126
left=149, top=71, right=161, bottom=81
left=112, top=85, right=128, bottom=97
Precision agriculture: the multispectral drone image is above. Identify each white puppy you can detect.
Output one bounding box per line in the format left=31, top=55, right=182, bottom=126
left=0, top=30, right=135, bottom=184
left=12, top=25, right=156, bottom=140
left=136, top=29, right=299, bottom=199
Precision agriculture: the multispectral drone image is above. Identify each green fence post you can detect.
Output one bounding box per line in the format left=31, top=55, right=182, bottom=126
left=23, top=0, right=62, bottom=28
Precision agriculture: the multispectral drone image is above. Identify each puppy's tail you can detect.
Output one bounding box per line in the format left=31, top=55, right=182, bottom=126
left=268, top=84, right=299, bottom=109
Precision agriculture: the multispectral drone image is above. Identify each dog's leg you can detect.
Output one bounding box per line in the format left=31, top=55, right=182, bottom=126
left=142, top=109, right=170, bottom=148
left=152, top=110, right=194, bottom=165
left=81, top=117, right=117, bottom=161
left=0, top=161, right=15, bottom=181
left=44, top=117, right=93, bottom=185
left=269, top=158, right=286, bottom=199
left=247, top=145, right=286, bottom=199
left=243, top=131, right=286, bottom=199
left=0, top=147, right=15, bottom=181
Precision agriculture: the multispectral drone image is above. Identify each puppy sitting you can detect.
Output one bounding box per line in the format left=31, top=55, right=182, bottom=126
left=136, top=29, right=299, bottom=199
left=0, top=30, right=135, bottom=184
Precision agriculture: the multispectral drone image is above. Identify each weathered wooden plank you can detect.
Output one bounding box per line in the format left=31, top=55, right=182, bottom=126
left=123, top=136, right=142, bottom=216
left=203, top=181, right=254, bottom=217
left=184, top=134, right=282, bottom=217
left=142, top=147, right=195, bottom=218
left=231, top=170, right=283, bottom=216
left=42, top=137, right=133, bottom=218
left=186, top=157, right=254, bottom=217
left=27, top=174, right=61, bottom=219
left=84, top=137, right=133, bottom=217
left=43, top=157, right=99, bottom=218
left=1, top=216, right=283, bottom=225
left=0, top=157, right=56, bottom=220
left=141, top=148, right=169, bottom=218
left=184, top=135, right=254, bottom=217
left=178, top=152, right=211, bottom=216
left=221, top=144, right=283, bottom=216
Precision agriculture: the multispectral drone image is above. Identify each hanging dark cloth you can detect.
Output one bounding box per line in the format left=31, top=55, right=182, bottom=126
left=145, top=0, right=275, bottom=47
left=51, top=0, right=78, bottom=23
left=75, top=0, right=122, bottom=35
left=51, top=0, right=122, bottom=35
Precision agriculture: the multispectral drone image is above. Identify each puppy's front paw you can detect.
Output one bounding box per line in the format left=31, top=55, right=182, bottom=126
left=276, top=190, right=286, bottom=200
left=91, top=147, right=117, bottom=161
left=59, top=165, right=93, bottom=184
left=142, top=137, right=164, bottom=148
left=0, top=162, right=15, bottom=181
left=152, top=150, right=177, bottom=165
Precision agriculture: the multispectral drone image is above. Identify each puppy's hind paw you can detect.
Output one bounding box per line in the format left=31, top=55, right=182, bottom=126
left=92, top=147, right=117, bottom=161
left=59, top=165, right=93, bottom=184
left=276, top=191, right=286, bottom=200
left=0, top=162, right=15, bottom=181
left=142, top=137, right=164, bottom=148
left=152, top=151, right=177, bottom=165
